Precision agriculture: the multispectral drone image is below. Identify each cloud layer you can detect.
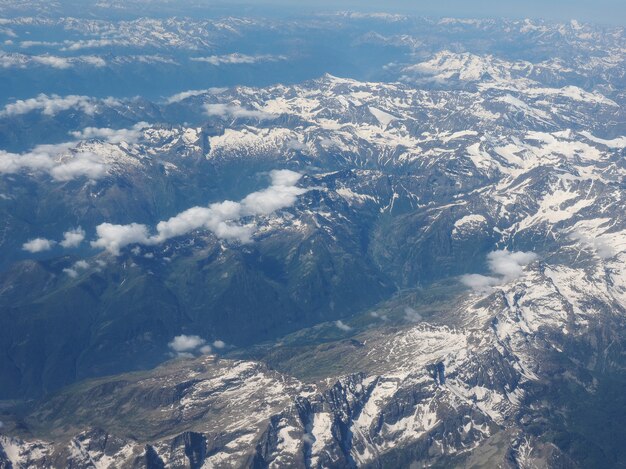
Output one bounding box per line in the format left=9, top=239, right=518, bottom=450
left=91, top=170, right=306, bottom=255
left=461, top=249, right=538, bottom=293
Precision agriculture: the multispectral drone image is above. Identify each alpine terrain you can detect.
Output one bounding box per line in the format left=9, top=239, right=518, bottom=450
left=0, top=1, right=625, bottom=468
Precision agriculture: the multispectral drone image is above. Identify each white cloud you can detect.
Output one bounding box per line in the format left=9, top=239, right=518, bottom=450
left=50, top=153, right=108, bottom=181
left=240, top=170, right=305, bottom=216
left=205, top=103, right=277, bottom=121
left=212, top=340, right=226, bottom=349
left=0, top=93, right=120, bottom=118
left=286, top=139, right=309, bottom=152
left=61, top=38, right=131, bottom=51
left=461, top=249, right=538, bottom=293
left=23, top=238, right=55, bottom=253
left=92, top=170, right=306, bottom=254
left=75, top=260, right=90, bottom=269
left=168, top=334, right=206, bottom=352
left=370, top=311, right=389, bottom=321
left=20, top=40, right=62, bottom=48
left=486, top=250, right=538, bottom=280
left=167, top=333, right=220, bottom=358
left=90, top=223, right=150, bottom=256
left=404, top=306, right=422, bottom=322
left=69, top=122, right=148, bottom=144
left=165, top=87, right=226, bottom=104
left=191, top=53, right=287, bottom=66
left=31, top=55, right=72, bottom=69
left=0, top=150, right=55, bottom=174
left=80, top=55, right=107, bottom=67
left=335, top=320, right=352, bottom=332
left=570, top=230, right=615, bottom=259
left=60, top=227, right=86, bottom=248
left=460, top=273, right=501, bottom=293
left=0, top=51, right=108, bottom=70
left=63, top=268, right=78, bottom=278
left=0, top=143, right=109, bottom=181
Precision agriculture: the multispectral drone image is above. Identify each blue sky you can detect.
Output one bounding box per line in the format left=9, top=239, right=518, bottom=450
left=256, top=0, right=625, bottom=25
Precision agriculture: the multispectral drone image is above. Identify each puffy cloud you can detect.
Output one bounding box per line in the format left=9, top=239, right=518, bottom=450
left=90, top=223, right=150, bottom=256
left=74, top=260, right=90, bottom=269
left=205, top=103, right=277, bottom=121
left=60, top=227, right=86, bottom=248
left=168, top=334, right=206, bottom=352
left=487, top=250, right=538, bottom=280
left=335, top=320, right=352, bottom=332
left=92, top=170, right=306, bottom=254
left=63, top=268, right=78, bottom=278
left=212, top=340, right=226, bottom=349
left=191, top=53, right=287, bottom=66
left=50, top=153, right=108, bottom=181
left=199, top=345, right=213, bottom=354
left=0, top=150, right=54, bottom=174
left=0, top=143, right=109, bottom=181
left=23, top=237, right=55, bottom=253
left=240, top=170, right=305, bottom=216
left=0, top=93, right=120, bottom=117
left=461, top=249, right=538, bottom=293
left=460, top=273, right=501, bottom=293
left=69, top=122, right=148, bottom=144
left=31, top=55, right=71, bottom=69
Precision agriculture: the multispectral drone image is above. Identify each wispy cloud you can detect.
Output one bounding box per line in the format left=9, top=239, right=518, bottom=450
left=335, top=320, right=352, bottom=332
left=91, top=170, right=307, bottom=255
left=0, top=52, right=107, bottom=70
left=165, top=87, right=227, bottom=104
left=461, top=249, right=538, bottom=293
left=191, top=53, right=287, bottom=66
left=404, top=306, right=422, bottom=322
left=570, top=230, right=615, bottom=259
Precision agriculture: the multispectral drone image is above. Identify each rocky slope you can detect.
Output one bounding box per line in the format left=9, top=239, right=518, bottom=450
left=0, top=11, right=625, bottom=469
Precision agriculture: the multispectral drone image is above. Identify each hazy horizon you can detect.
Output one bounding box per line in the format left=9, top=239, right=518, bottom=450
left=228, top=0, right=625, bottom=25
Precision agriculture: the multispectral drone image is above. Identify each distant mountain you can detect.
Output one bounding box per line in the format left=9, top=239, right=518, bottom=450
left=0, top=11, right=625, bottom=469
